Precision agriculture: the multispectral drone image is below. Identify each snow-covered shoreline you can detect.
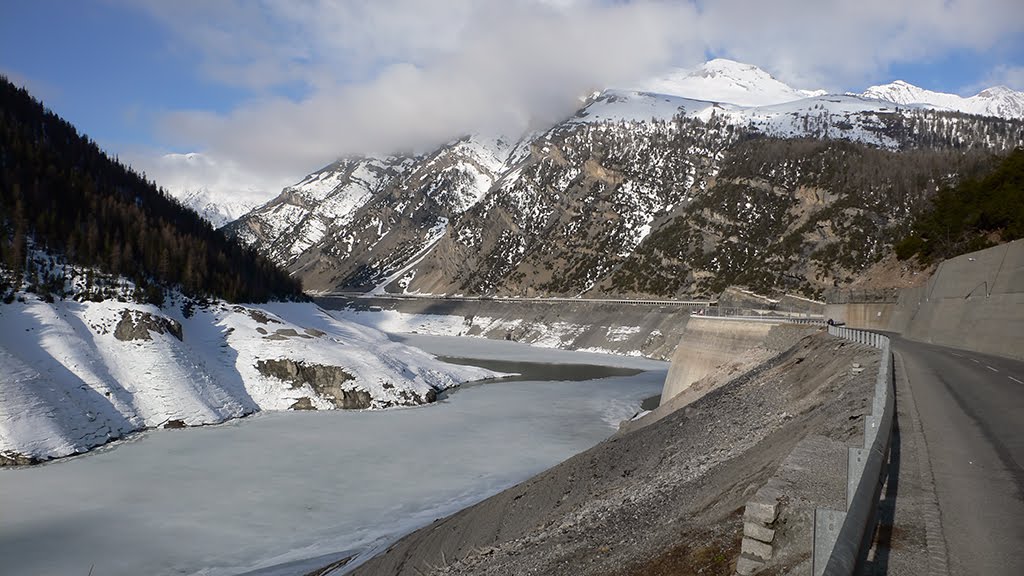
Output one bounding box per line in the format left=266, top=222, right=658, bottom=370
left=0, top=297, right=498, bottom=464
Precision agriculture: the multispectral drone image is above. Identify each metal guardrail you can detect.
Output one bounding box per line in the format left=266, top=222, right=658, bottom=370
left=812, top=326, right=895, bottom=575
left=690, top=306, right=824, bottom=320
left=319, top=292, right=717, bottom=307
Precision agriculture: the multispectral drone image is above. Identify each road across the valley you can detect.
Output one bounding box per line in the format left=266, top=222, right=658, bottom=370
left=889, top=335, right=1024, bottom=575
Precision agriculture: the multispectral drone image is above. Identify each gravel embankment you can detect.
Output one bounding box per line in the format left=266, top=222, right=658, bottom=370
left=334, top=332, right=877, bottom=576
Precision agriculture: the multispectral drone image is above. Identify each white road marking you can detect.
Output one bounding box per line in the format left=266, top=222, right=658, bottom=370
left=951, top=352, right=964, bottom=358
left=986, top=366, right=998, bottom=372
left=1010, top=376, right=1023, bottom=385
left=972, top=359, right=980, bottom=364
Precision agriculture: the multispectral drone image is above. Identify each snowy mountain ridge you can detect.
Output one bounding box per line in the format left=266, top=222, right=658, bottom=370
left=635, top=58, right=827, bottom=106
left=857, top=80, right=1024, bottom=120
left=152, top=152, right=275, bottom=229
left=230, top=66, right=1024, bottom=298
left=198, top=60, right=1022, bottom=231
left=176, top=186, right=259, bottom=229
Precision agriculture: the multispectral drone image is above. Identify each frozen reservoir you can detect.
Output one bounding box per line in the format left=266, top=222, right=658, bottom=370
left=0, top=334, right=665, bottom=576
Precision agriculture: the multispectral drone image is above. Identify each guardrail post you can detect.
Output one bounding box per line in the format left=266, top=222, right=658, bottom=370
left=814, top=509, right=847, bottom=576
left=848, top=448, right=868, bottom=509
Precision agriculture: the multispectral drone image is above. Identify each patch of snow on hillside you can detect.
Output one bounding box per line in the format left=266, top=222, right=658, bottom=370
left=0, top=298, right=496, bottom=462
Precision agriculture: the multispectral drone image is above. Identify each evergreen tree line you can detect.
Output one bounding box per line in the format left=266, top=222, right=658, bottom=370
left=0, top=76, right=303, bottom=303
left=896, top=147, right=1024, bottom=263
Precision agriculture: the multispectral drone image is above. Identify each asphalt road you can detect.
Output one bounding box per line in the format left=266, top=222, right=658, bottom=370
left=890, top=335, right=1024, bottom=575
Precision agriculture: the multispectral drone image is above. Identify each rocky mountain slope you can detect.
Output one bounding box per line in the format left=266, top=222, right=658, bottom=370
left=228, top=61, right=1024, bottom=299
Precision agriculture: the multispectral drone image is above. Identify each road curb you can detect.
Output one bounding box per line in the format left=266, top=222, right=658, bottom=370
left=892, top=350, right=950, bottom=576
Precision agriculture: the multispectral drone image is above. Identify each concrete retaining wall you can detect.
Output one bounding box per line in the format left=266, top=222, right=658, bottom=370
left=661, top=318, right=777, bottom=403
left=823, top=302, right=900, bottom=332
left=659, top=319, right=820, bottom=404
left=829, top=240, right=1024, bottom=361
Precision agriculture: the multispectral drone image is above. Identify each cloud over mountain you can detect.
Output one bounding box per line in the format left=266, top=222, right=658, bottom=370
left=124, top=0, right=1024, bottom=197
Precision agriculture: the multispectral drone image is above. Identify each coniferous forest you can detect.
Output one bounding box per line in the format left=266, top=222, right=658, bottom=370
left=0, top=76, right=303, bottom=304
left=896, top=147, right=1024, bottom=263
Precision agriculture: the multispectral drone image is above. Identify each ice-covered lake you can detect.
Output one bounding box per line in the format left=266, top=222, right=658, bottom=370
left=0, top=334, right=665, bottom=576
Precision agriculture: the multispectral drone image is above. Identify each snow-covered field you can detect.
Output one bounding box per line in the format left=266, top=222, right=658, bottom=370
left=0, top=335, right=666, bottom=576
left=0, top=298, right=496, bottom=463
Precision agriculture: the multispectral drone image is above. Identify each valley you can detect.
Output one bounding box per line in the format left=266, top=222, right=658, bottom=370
left=3, top=12, right=1024, bottom=575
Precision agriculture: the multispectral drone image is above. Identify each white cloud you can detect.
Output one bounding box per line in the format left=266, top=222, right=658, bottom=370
left=123, top=0, right=1024, bottom=200
left=695, top=0, right=1024, bottom=90
left=963, top=64, right=1024, bottom=94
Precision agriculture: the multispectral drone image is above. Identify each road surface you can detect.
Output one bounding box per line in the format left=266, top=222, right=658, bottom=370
left=889, top=335, right=1024, bottom=575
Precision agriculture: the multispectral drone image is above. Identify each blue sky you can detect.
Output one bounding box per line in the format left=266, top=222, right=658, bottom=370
left=0, top=2, right=248, bottom=151
left=2, top=0, right=1022, bottom=199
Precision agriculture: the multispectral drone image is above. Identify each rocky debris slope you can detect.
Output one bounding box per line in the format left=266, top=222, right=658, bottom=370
left=335, top=332, right=877, bottom=576
left=0, top=298, right=495, bottom=465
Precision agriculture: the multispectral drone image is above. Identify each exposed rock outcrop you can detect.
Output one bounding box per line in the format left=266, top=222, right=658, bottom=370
left=113, top=310, right=183, bottom=341
left=256, top=359, right=381, bottom=409
left=0, top=450, right=38, bottom=467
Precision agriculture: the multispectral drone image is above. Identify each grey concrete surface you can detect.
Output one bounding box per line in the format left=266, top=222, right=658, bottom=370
left=828, top=240, right=1024, bottom=361
left=886, top=334, right=1024, bottom=575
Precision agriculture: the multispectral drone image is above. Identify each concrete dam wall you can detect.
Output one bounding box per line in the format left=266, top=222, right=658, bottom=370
left=826, top=239, right=1024, bottom=360
left=659, top=318, right=822, bottom=404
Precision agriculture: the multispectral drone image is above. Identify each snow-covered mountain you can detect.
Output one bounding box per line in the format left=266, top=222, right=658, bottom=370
left=148, top=152, right=276, bottom=228
left=634, top=58, right=827, bottom=106
left=176, top=187, right=259, bottom=228
left=858, top=80, right=1024, bottom=120
left=229, top=59, right=1024, bottom=298
left=226, top=134, right=525, bottom=292
left=0, top=294, right=495, bottom=464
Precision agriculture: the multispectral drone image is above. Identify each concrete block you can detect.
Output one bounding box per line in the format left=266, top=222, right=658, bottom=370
left=735, top=553, right=764, bottom=575
left=741, top=537, right=773, bottom=561
left=744, top=521, right=777, bottom=543
left=744, top=499, right=779, bottom=524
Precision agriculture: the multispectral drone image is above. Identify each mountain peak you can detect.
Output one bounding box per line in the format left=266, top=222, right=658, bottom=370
left=633, top=59, right=824, bottom=107
left=699, top=58, right=770, bottom=76
left=977, top=85, right=1013, bottom=98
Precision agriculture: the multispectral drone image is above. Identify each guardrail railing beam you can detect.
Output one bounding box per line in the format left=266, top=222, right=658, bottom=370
left=814, top=325, right=894, bottom=576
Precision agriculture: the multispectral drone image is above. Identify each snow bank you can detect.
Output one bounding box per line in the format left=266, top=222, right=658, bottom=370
left=0, top=298, right=496, bottom=463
